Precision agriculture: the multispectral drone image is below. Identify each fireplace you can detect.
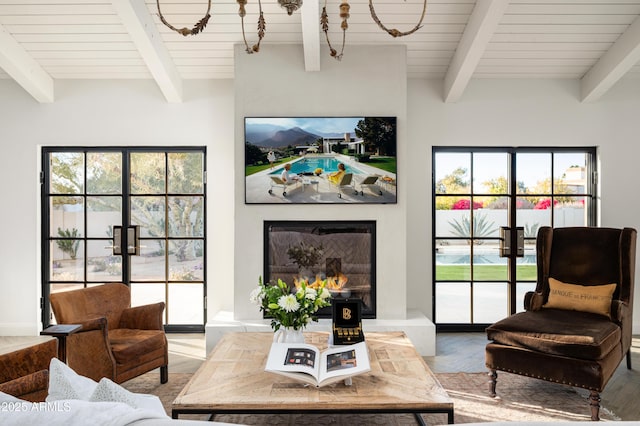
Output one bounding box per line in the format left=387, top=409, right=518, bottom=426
left=264, top=221, right=376, bottom=318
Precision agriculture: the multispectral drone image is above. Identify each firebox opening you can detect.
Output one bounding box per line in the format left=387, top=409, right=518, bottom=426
left=264, top=220, right=376, bottom=318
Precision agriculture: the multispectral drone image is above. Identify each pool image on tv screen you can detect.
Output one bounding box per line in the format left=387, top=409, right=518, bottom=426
left=244, top=117, right=397, bottom=204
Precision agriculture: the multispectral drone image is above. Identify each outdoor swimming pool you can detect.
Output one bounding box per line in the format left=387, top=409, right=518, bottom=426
left=270, top=157, right=364, bottom=176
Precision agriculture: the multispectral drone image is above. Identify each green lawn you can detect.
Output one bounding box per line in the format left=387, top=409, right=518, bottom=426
left=436, top=264, right=536, bottom=281
left=245, top=157, right=295, bottom=176
left=361, top=157, right=396, bottom=174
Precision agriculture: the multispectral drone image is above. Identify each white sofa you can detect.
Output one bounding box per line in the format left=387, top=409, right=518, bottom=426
left=0, top=358, right=242, bottom=426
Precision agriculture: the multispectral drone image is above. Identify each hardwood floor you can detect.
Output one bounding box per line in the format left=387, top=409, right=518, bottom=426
left=165, top=332, right=640, bottom=421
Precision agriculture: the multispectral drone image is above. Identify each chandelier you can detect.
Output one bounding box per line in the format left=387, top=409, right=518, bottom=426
left=156, top=0, right=428, bottom=60
left=278, top=0, right=303, bottom=16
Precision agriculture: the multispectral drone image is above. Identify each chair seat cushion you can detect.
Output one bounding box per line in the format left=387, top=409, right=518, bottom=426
left=109, top=329, right=166, bottom=365
left=486, top=308, right=621, bottom=360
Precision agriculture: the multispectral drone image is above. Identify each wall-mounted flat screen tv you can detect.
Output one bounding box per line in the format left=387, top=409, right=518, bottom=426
left=245, top=117, right=397, bottom=204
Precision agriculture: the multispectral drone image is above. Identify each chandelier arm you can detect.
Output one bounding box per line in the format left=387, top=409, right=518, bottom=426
left=321, top=2, right=349, bottom=61
left=157, top=0, right=211, bottom=36
left=369, top=0, right=427, bottom=38
left=238, top=0, right=266, bottom=54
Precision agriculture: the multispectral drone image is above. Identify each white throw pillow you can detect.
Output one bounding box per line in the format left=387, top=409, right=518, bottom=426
left=90, top=378, right=166, bottom=415
left=45, top=358, right=167, bottom=417
left=89, top=378, right=138, bottom=406
left=46, top=357, right=98, bottom=401
left=0, top=391, right=22, bottom=402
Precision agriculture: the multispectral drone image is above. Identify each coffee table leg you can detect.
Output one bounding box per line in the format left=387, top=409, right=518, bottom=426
left=414, top=410, right=453, bottom=425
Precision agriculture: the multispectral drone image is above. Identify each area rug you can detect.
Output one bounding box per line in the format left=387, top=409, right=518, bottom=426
left=122, top=371, right=619, bottom=424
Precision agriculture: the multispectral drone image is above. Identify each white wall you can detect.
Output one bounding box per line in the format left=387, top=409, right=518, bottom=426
left=231, top=44, right=409, bottom=321
left=1, top=53, right=639, bottom=335
left=0, top=78, right=234, bottom=334
left=406, top=78, right=640, bottom=331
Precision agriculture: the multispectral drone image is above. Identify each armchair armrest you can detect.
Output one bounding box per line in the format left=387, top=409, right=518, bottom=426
left=75, top=317, right=108, bottom=332
left=524, top=291, right=545, bottom=311
left=63, top=317, right=116, bottom=382
left=0, top=370, right=49, bottom=402
left=119, top=302, right=165, bottom=330
left=611, top=300, right=629, bottom=325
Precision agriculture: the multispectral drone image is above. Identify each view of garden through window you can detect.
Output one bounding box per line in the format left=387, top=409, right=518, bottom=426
left=433, top=149, right=595, bottom=326
left=44, top=149, right=206, bottom=328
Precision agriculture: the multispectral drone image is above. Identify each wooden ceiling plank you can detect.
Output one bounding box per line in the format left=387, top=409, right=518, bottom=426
left=581, top=14, right=640, bottom=102
left=443, top=0, right=510, bottom=103
left=111, top=0, right=182, bottom=102
left=0, top=22, right=53, bottom=102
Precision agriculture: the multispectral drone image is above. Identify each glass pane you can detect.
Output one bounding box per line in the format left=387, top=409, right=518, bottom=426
left=473, top=283, right=508, bottom=323
left=517, top=196, right=550, bottom=230
left=473, top=152, right=508, bottom=194
left=168, top=152, right=204, bottom=194
left=554, top=196, right=587, bottom=227
left=169, top=240, right=204, bottom=281
left=435, top=196, right=465, bottom=237
left=438, top=198, right=471, bottom=239
left=516, top=249, right=537, bottom=281
left=50, top=241, right=84, bottom=281
left=435, top=282, right=470, bottom=323
left=168, top=197, right=204, bottom=237
left=516, top=282, right=537, bottom=313
left=86, top=240, right=122, bottom=281
left=131, top=196, right=166, bottom=238
left=554, top=152, right=588, bottom=195
left=50, top=196, right=84, bottom=238
left=516, top=153, right=550, bottom=194
left=169, top=283, right=204, bottom=324
left=87, top=196, right=121, bottom=238
left=131, top=240, right=166, bottom=281
left=49, top=152, right=84, bottom=194
left=434, top=152, right=470, bottom=194
left=131, top=283, right=166, bottom=309
left=436, top=241, right=470, bottom=281
left=473, top=245, right=507, bottom=281
left=130, top=152, right=165, bottom=194
left=87, top=152, right=122, bottom=194
left=473, top=199, right=503, bottom=239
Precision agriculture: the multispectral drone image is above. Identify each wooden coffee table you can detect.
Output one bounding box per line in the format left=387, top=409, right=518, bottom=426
left=172, top=331, right=453, bottom=425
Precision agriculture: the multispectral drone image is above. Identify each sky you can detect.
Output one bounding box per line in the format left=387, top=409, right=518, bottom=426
left=246, top=117, right=363, bottom=136
left=435, top=151, right=588, bottom=192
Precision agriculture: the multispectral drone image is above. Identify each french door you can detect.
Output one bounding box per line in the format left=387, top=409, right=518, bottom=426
left=41, top=147, right=206, bottom=332
left=432, top=147, right=596, bottom=330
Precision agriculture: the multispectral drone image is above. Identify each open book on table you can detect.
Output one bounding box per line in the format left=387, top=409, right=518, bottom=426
left=265, top=340, right=370, bottom=387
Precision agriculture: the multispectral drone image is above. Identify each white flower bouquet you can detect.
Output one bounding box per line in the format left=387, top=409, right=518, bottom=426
left=250, top=277, right=332, bottom=331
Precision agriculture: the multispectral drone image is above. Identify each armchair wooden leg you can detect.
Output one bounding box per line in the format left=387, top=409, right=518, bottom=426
left=161, top=365, right=168, bottom=384
left=488, top=369, right=497, bottom=397
left=589, top=390, right=600, bottom=421
left=627, top=350, right=632, bottom=370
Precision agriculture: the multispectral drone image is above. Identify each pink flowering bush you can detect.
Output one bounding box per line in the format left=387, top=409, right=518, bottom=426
left=452, top=199, right=483, bottom=210
left=534, top=198, right=558, bottom=210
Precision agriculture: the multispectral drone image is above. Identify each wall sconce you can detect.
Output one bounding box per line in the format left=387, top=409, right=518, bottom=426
left=110, top=225, right=140, bottom=256
left=500, top=226, right=524, bottom=257
left=127, top=226, right=140, bottom=256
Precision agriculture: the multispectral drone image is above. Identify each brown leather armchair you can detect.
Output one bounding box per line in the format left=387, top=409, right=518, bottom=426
left=486, top=226, right=636, bottom=421
left=0, top=336, right=58, bottom=401
left=50, top=283, right=168, bottom=384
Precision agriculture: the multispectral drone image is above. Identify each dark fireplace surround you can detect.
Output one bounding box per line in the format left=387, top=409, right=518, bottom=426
left=264, top=220, right=376, bottom=318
